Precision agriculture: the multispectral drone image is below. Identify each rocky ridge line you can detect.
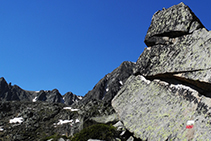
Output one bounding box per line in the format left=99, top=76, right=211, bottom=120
left=0, top=77, right=82, bottom=105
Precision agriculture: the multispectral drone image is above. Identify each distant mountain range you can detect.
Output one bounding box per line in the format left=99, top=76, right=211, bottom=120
left=0, top=77, right=82, bottom=105
left=0, top=61, right=134, bottom=106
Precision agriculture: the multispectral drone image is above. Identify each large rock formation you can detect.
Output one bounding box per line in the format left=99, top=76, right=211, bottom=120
left=113, top=2, right=211, bottom=140
left=144, top=2, right=205, bottom=47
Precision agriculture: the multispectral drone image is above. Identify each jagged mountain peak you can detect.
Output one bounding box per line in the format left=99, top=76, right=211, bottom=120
left=74, top=61, right=135, bottom=106
left=0, top=78, right=79, bottom=105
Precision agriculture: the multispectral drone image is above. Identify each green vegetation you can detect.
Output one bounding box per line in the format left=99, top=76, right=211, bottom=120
left=41, top=133, right=72, bottom=141
left=71, top=124, right=118, bottom=141
left=40, top=124, right=120, bottom=141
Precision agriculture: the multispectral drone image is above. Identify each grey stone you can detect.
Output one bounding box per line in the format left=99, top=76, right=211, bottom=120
left=127, top=136, right=135, bottom=141
left=63, top=92, right=82, bottom=105
left=58, top=138, right=65, bottom=141
left=144, top=2, right=205, bottom=47
left=90, top=113, right=118, bottom=124
left=113, top=121, right=125, bottom=132
left=112, top=75, right=211, bottom=140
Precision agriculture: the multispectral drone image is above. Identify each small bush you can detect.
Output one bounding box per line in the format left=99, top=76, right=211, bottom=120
left=41, top=133, right=72, bottom=141
left=71, top=124, right=118, bottom=141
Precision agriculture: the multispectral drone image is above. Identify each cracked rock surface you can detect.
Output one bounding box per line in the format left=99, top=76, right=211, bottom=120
left=112, top=2, right=211, bottom=140
left=144, top=2, right=205, bottom=47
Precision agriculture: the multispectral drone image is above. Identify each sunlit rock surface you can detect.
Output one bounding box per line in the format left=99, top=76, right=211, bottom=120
left=113, top=2, right=211, bottom=140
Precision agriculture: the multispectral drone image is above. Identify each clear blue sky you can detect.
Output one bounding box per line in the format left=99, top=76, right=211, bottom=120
left=1, top=0, right=211, bottom=96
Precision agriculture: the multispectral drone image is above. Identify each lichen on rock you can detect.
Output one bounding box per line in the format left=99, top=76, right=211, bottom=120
left=112, top=2, right=211, bottom=140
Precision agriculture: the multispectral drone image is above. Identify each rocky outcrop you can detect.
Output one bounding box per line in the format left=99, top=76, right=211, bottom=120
left=36, top=89, right=64, bottom=103
left=112, top=2, right=211, bottom=140
left=144, top=2, right=205, bottom=47
left=0, top=77, right=34, bottom=101
left=63, top=92, right=82, bottom=105
left=77, top=61, right=135, bottom=105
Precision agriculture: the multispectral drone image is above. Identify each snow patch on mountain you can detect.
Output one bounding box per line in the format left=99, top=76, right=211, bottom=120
left=63, top=107, right=79, bottom=111
left=0, top=126, right=3, bottom=131
left=56, top=119, right=73, bottom=125
left=9, top=117, right=24, bottom=124
left=119, top=81, right=123, bottom=85
left=32, top=97, right=38, bottom=102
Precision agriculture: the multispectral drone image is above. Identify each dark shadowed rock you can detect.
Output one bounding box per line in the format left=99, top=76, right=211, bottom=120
left=0, top=77, right=80, bottom=105
left=36, top=89, right=64, bottom=103
left=144, top=2, right=205, bottom=47
left=77, top=61, right=135, bottom=105
left=0, top=77, right=10, bottom=101
left=63, top=92, right=82, bottom=105
left=0, top=77, right=33, bottom=101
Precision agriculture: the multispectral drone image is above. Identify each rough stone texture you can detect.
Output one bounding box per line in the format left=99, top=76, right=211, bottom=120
left=112, top=2, right=211, bottom=141
left=0, top=101, right=81, bottom=140
left=133, top=3, right=211, bottom=96
left=135, top=28, right=211, bottom=78
left=90, top=113, right=118, bottom=124
left=0, top=77, right=34, bottom=101
left=63, top=92, right=82, bottom=105
left=36, top=89, right=63, bottom=103
left=144, top=2, right=205, bottom=47
left=112, top=75, right=211, bottom=140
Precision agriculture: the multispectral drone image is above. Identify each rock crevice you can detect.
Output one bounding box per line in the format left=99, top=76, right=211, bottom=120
left=112, top=2, right=211, bottom=140
left=143, top=68, right=211, bottom=96
left=144, top=2, right=205, bottom=47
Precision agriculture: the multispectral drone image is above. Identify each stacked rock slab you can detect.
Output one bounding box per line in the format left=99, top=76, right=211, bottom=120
left=112, top=2, right=211, bottom=140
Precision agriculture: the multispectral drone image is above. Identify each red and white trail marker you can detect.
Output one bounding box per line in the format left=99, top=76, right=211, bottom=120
left=186, top=120, right=194, bottom=129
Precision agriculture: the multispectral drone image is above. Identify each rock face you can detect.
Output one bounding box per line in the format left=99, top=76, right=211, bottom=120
left=36, top=89, right=64, bottom=103
left=77, top=61, right=135, bottom=105
left=0, top=77, right=33, bottom=101
left=113, top=2, right=211, bottom=140
left=63, top=92, right=82, bottom=105
left=144, top=2, right=205, bottom=47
